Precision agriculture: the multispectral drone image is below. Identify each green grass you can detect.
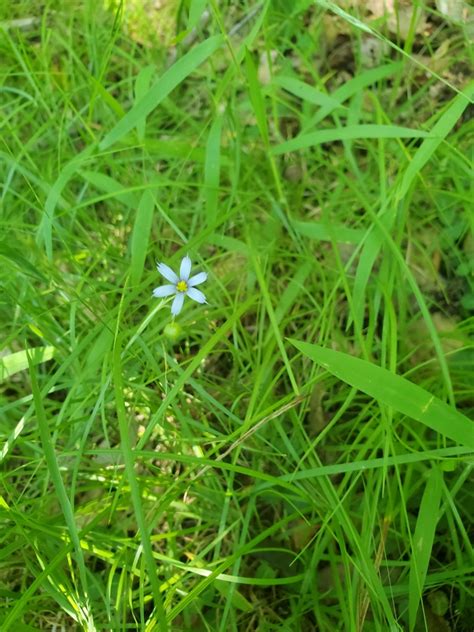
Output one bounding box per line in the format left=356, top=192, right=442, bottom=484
left=1, top=0, right=473, bottom=630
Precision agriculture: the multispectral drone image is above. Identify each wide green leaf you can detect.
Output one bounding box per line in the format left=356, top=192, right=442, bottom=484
left=290, top=340, right=474, bottom=449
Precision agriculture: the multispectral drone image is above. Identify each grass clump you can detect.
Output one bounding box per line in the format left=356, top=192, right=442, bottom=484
left=1, top=1, right=473, bottom=630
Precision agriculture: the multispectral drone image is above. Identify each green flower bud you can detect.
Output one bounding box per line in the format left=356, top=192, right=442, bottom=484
left=164, top=321, right=182, bottom=341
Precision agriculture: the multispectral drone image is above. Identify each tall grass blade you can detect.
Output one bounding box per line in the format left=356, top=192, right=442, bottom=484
left=112, top=318, right=168, bottom=630
left=204, top=113, right=223, bottom=227
left=27, top=353, right=94, bottom=629
left=130, top=190, right=154, bottom=286
left=408, top=468, right=443, bottom=631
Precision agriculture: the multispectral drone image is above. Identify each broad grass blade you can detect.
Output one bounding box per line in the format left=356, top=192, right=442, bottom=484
left=188, top=0, right=208, bottom=30
left=0, top=347, right=55, bottom=381
left=290, top=340, right=474, bottom=449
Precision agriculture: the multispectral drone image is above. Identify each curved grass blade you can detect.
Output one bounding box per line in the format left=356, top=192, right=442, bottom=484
left=36, top=144, right=95, bottom=260
left=204, top=113, right=223, bottom=227
left=272, top=125, right=427, bottom=155
left=130, top=190, right=154, bottom=286
left=27, top=353, right=94, bottom=629
left=307, top=62, right=402, bottom=128
left=397, top=82, right=474, bottom=200
left=273, top=75, right=344, bottom=109
left=99, top=35, right=223, bottom=151
left=80, top=170, right=138, bottom=209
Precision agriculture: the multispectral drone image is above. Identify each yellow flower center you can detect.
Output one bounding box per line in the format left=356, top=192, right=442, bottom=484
left=176, top=280, right=188, bottom=292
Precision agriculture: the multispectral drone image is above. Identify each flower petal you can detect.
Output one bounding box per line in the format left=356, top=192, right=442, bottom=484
left=188, top=271, right=207, bottom=287
left=171, top=292, right=185, bottom=316
left=152, top=284, right=176, bottom=298
left=186, top=287, right=207, bottom=304
left=157, top=262, right=178, bottom=283
left=179, top=256, right=192, bottom=281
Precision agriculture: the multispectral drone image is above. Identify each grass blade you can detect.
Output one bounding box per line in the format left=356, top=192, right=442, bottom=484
left=0, top=243, right=46, bottom=280
left=289, top=340, right=474, bottom=449
left=204, top=113, right=223, bottom=227
left=397, top=82, right=474, bottom=200
left=134, top=65, right=156, bottom=142
left=244, top=48, right=269, bottom=145
left=188, top=0, right=208, bottom=30
left=99, top=35, right=223, bottom=151
left=112, top=300, right=168, bottom=631
left=313, top=0, right=467, bottom=96
left=27, top=353, right=94, bottom=629
left=130, top=190, right=154, bottom=286
left=80, top=170, right=138, bottom=209
left=252, top=254, right=299, bottom=395
left=308, top=62, right=402, bottom=126
left=272, top=125, right=427, bottom=155
left=0, top=346, right=54, bottom=381
left=36, top=144, right=95, bottom=260
left=273, top=75, right=344, bottom=110
left=408, top=467, right=443, bottom=631
left=293, top=220, right=365, bottom=244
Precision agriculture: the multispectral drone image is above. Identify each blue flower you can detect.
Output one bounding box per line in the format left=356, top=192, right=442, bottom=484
left=153, top=255, right=207, bottom=316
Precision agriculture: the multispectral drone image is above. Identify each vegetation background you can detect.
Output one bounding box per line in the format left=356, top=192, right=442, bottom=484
left=0, top=0, right=473, bottom=630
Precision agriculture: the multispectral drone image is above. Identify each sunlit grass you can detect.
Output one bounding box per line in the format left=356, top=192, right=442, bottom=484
left=1, top=1, right=473, bottom=630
